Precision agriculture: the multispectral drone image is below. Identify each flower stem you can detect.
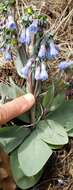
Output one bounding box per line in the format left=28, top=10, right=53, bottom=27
left=27, top=71, right=36, bottom=128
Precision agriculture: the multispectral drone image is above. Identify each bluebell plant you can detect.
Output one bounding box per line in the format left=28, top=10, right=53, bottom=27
left=0, top=4, right=73, bottom=190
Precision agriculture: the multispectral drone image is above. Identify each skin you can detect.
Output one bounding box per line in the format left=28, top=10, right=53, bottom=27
left=0, top=93, right=35, bottom=126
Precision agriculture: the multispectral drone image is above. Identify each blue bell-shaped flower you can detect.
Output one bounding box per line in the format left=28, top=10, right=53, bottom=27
left=21, top=58, right=34, bottom=78
left=58, top=60, right=73, bottom=70
left=21, top=65, right=29, bottom=78
left=29, top=20, right=38, bottom=34
left=35, top=66, right=41, bottom=80
left=6, top=16, right=16, bottom=30
left=20, top=28, right=31, bottom=45
left=40, top=63, right=48, bottom=81
left=4, top=51, right=12, bottom=61
left=25, top=27, right=31, bottom=45
left=47, top=41, right=59, bottom=59
left=19, top=29, right=26, bottom=44
left=38, top=44, right=47, bottom=60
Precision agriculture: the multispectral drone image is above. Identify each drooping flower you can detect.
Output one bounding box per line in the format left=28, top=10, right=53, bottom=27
left=25, top=27, right=31, bottom=45
left=38, top=44, right=47, bottom=60
left=0, top=47, right=4, bottom=53
left=40, top=62, right=48, bottom=81
left=21, top=65, right=29, bottom=78
left=58, top=60, right=73, bottom=70
left=47, top=41, right=59, bottom=59
left=20, top=28, right=31, bottom=45
left=6, top=16, right=16, bottom=30
left=29, top=20, right=38, bottom=34
left=35, top=66, right=41, bottom=80
left=4, top=51, right=12, bottom=61
left=21, top=58, right=34, bottom=78
left=19, top=29, right=26, bottom=44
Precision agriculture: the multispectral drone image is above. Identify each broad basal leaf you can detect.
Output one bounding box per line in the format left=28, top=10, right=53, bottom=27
left=38, top=120, right=68, bottom=145
left=10, top=150, right=43, bottom=189
left=18, top=128, right=52, bottom=177
left=0, top=82, right=24, bottom=102
left=49, top=100, right=73, bottom=132
left=49, top=92, right=65, bottom=111
left=15, top=49, right=27, bottom=78
left=67, top=128, right=73, bottom=137
left=17, top=111, right=30, bottom=123
left=42, top=83, right=54, bottom=108
left=9, top=78, right=25, bottom=96
left=0, top=125, right=30, bottom=153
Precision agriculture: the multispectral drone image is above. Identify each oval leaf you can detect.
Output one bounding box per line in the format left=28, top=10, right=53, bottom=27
left=10, top=150, right=43, bottom=189
left=18, top=128, right=52, bottom=177
left=49, top=100, right=73, bottom=132
left=0, top=125, right=30, bottom=153
left=38, top=120, right=68, bottom=145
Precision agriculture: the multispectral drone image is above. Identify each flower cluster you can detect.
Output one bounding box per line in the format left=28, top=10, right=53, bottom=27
left=19, top=20, right=38, bottom=45
left=38, top=40, right=59, bottom=60
left=1, top=6, right=73, bottom=84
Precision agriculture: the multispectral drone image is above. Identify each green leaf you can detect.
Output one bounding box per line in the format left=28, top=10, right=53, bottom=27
left=17, top=112, right=30, bottom=123
left=38, top=120, right=68, bottom=146
left=49, top=100, right=73, bottom=132
left=42, top=84, right=54, bottom=108
left=10, top=150, right=43, bottom=189
left=9, top=78, right=25, bottom=96
left=49, top=92, right=65, bottom=111
left=18, top=118, right=68, bottom=177
left=15, top=49, right=27, bottom=78
left=0, top=82, right=24, bottom=102
left=0, top=125, right=30, bottom=153
left=48, top=144, right=62, bottom=150
left=68, top=128, right=73, bottom=137
left=18, top=128, right=52, bottom=177
left=0, top=83, right=16, bottom=101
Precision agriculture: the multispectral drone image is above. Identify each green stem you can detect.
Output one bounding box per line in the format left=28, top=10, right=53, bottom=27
left=27, top=72, right=36, bottom=127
